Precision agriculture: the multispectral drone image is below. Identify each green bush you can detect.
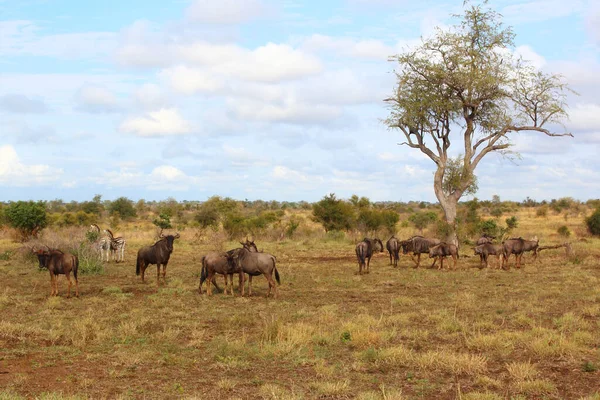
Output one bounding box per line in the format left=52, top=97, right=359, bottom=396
left=536, top=206, right=548, bottom=218
left=107, top=197, right=136, bottom=220
left=408, top=211, right=438, bottom=233
left=312, top=193, right=354, bottom=232
left=586, top=208, right=600, bottom=236
left=153, top=212, right=172, bottom=229
left=557, top=225, right=571, bottom=238
left=3, top=201, right=47, bottom=241
left=505, top=216, right=518, bottom=230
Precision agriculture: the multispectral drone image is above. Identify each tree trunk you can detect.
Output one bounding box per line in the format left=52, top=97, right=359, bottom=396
left=433, top=167, right=459, bottom=246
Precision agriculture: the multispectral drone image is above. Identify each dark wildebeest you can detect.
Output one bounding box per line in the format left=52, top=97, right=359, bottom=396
left=136, top=232, right=180, bottom=285
left=227, top=247, right=280, bottom=298
left=355, top=238, right=384, bottom=274
left=386, top=236, right=401, bottom=268
left=34, top=247, right=79, bottom=298
left=501, top=237, right=539, bottom=270
left=473, top=243, right=503, bottom=269
left=428, top=242, right=459, bottom=270
left=400, top=236, right=441, bottom=268
left=199, top=240, right=259, bottom=296
left=476, top=234, right=495, bottom=246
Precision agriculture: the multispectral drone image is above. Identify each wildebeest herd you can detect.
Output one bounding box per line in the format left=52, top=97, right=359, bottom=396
left=356, top=234, right=540, bottom=274
left=31, top=225, right=540, bottom=298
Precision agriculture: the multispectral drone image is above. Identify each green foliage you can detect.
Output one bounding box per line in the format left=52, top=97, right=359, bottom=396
left=505, top=216, right=518, bottom=230
left=442, top=156, right=478, bottom=197
left=153, top=213, right=172, bottom=229
left=4, top=201, right=47, bottom=241
left=80, top=195, right=103, bottom=215
left=85, top=229, right=100, bottom=243
left=408, top=211, right=438, bottom=232
left=286, top=216, right=301, bottom=238
left=479, top=219, right=500, bottom=238
left=107, top=197, right=136, bottom=220
left=556, top=225, right=571, bottom=238
left=582, top=361, right=598, bottom=373
left=75, top=242, right=104, bottom=275
left=490, top=207, right=503, bottom=218
left=312, top=193, right=354, bottom=232
left=585, top=208, right=600, bottom=236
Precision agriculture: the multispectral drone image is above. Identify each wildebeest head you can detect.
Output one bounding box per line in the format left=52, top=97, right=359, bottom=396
left=240, top=239, right=258, bottom=253
left=159, top=231, right=180, bottom=252
left=373, top=238, right=384, bottom=252
left=33, top=246, right=62, bottom=269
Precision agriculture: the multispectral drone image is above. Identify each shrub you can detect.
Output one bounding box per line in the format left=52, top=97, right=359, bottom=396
left=408, top=211, right=438, bottom=233
left=557, top=225, right=571, bottom=238
left=312, top=193, right=355, bottom=232
left=586, top=208, right=600, bottom=236
left=505, top=216, right=518, bottom=230
left=3, top=201, right=48, bottom=241
left=536, top=206, right=548, bottom=218
left=107, top=197, right=136, bottom=220
left=153, top=213, right=172, bottom=229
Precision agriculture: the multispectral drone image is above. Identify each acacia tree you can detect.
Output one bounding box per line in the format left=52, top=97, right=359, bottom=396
left=385, top=3, right=573, bottom=244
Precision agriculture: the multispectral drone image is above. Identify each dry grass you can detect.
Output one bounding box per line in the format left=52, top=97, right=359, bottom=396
left=0, top=209, right=599, bottom=398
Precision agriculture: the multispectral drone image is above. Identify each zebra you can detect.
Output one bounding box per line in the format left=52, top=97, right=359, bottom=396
left=89, top=224, right=111, bottom=261
left=104, top=228, right=126, bottom=263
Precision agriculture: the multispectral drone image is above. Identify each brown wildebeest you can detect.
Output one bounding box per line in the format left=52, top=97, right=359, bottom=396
left=473, top=243, right=503, bottom=269
left=136, top=232, right=180, bottom=285
left=400, top=236, right=441, bottom=268
left=386, top=236, right=401, bottom=267
left=199, top=240, right=259, bottom=296
left=34, top=247, right=79, bottom=298
left=502, top=237, right=539, bottom=270
left=227, top=247, right=280, bottom=298
left=476, top=234, right=495, bottom=246
left=428, top=242, right=458, bottom=270
left=355, top=238, right=384, bottom=274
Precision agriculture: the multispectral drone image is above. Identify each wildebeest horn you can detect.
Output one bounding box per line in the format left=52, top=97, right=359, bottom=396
left=159, top=228, right=165, bottom=238
left=174, top=232, right=180, bottom=239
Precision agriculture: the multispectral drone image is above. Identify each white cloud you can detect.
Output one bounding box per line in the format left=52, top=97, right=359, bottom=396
left=179, top=42, right=322, bottom=82
left=186, top=0, right=267, bottom=24
left=119, top=108, right=192, bottom=137
left=159, top=65, right=224, bottom=95
left=75, top=85, right=121, bottom=113
left=0, top=145, right=62, bottom=185
left=223, top=145, right=269, bottom=167
left=95, top=165, right=198, bottom=191
left=115, top=20, right=173, bottom=68
left=134, top=83, right=167, bottom=108
left=228, top=97, right=342, bottom=124
left=0, top=94, right=48, bottom=113
left=515, top=45, right=546, bottom=69
left=568, top=103, right=600, bottom=132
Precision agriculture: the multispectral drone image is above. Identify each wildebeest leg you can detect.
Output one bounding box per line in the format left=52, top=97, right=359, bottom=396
left=414, top=253, right=421, bottom=269
left=264, top=272, right=277, bottom=298
left=239, top=272, right=245, bottom=296
left=439, top=257, right=444, bottom=270
left=162, top=263, right=167, bottom=283
left=49, top=271, right=55, bottom=296
left=366, top=256, right=371, bottom=274
left=65, top=272, right=72, bottom=298
left=452, top=254, right=457, bottom=270
left=156, top=264, right=161, bottom=286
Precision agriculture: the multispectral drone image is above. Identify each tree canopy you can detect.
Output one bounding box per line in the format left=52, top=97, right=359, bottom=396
left=385, top=2, right=573, bottom=243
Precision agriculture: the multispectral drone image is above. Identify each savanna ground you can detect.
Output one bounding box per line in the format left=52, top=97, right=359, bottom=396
left=0, top=209, right=599, bottom=400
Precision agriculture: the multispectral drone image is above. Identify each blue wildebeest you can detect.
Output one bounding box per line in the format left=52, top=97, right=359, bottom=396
left=34, top=246, right=79, bottom=298
left=227, top=247, right=280, bottom=298
left=428, top=242, right=459, bottom=270
left=476, top=234, right=495, bottom=246
left=400, top=236, right=441, bottom=268
left=474, top=243, right=503, bottom=269
left=502, top=237, right=539, bottom=270
left=136, top=232, right=180, bottom=285
left=199, top=240, right=259, bottom=296
left=355, top=238, right=384, bottom=274
left=386, top=236, right=401, bottom=268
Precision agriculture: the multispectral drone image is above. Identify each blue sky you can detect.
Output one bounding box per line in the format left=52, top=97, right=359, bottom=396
left=0, top=0, right=599, bottom=203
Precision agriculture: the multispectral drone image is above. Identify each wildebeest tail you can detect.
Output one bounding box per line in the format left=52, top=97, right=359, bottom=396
left=200, top=256, right=207, bottom=284
left=356, top=246, right=366, bottom=266
left=73, top=255, right=79, bottom=280
left=135, top=254, right=141, bottom=275
left=272, top=257, right=280, bottom=285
